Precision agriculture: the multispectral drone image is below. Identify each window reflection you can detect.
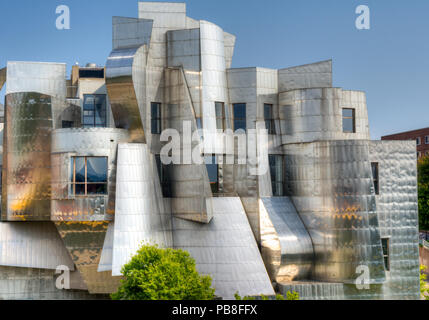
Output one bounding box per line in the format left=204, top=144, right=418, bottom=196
left=70, top=156, right=108, bottom=196
left=233, top=103, right=246, bottom=131
left=83, top=94, right=107, bottom=128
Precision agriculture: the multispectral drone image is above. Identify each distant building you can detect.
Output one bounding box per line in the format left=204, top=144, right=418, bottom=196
left=382, top=128, right=429, bottom=159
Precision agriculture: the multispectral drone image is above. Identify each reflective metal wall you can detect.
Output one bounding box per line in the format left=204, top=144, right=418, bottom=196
left=369, top=141, right=420, bottom=300
left=2, top=92, right=53, bottom=221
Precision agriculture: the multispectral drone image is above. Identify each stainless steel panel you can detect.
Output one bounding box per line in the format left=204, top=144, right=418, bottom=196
left=112, top=143, right=172, bottom=276
left=0, top=222, right=74, bottom=270
left=172, top=197, right=274, bottom=300
left=260, top=197, right=314, bottom=282
left=0, top=67, right=6, bottom=91
left=2, top=92, right=53, bottom=221
left=284, top=141, right=386, bottom=285
left=370, top=141, right=420, bottom=300
left=98, top=221, right=114, bottom=272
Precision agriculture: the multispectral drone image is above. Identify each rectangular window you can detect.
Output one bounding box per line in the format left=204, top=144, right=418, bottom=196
left=269, top=155, right=284, bottom=196
left=425, top=136, right=429, bottom=145
left=70, top=156, right=108, bottom=196
left=205, top=155, right=219, bottom=194
left=215, top=102, right=225, bottom=131
left=196, top=118, right=203, bottom=130
left=371, top=162, right=379, bottom=195
left=151, top=102, right=162, bottom=134
left=155, top=155, right=171, bottom=197
left=79, top=69, right=104, bottom=79
left=381, top=238, right=390, bottom=271
left=233, top=103, right=247, bottom=131
left=83, top=94, right=107, bottom=128
left=342, top=108, right=356, bottom=133
left=417, top=137, right=422, bottom=146
left=62, top=120, right=74, bottom=128
left=264, top=104, right=276, bottom=134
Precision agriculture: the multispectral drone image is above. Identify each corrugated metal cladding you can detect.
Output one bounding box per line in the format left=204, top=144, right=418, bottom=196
left=0, top=1, right=420, bottom=300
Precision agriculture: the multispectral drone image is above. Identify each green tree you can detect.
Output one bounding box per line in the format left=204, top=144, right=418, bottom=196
left=418, top=156, right=429, bottom=231
left=421, top=265, right=429, bottom=300
left=111, top=244, right=215, bottom=300
left=234, top=291, right=299, bottom=301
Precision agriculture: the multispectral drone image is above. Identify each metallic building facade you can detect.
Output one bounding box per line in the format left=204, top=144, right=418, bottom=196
left=0, top=2, right=420, bottom=300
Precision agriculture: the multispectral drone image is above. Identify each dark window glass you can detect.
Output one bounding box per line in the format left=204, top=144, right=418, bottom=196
left=83, top=94, right=107, bottom=128
left=371, top=162, right=379, bottom=195
left=70, top=156, right=108, bottom=196
left=196, top=118, right=203, bottom=130
left=381, top=238, right=390, bottom=271
left=205, top=155, right=219, bottom=194
left=215, top=102, right=225, bottom=131
left=155, top=155, right=172, bottom=197
left=269, top=155, right=284, bottom=196
left=151, top=102, right=162, bottom=134
left=79, top=69, right=104, bottom=79
left=233, top=103, right=246, bottom=131
left=264, top=104, right=276, bottom=134
left=342, top=108, right=355, bottom=133
left=62, top=120, right=74, bottom=128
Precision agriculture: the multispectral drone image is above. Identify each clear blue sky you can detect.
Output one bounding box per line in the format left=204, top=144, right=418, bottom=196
left=0, top=0, right=428, bottom=139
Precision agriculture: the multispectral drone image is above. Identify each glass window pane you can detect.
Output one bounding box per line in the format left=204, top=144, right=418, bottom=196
left=87, top=157, right=108, bottom=183
left=75, top=157, right=85, bottom=183
left=234, top=120, right=246, bottom=131
left=87, top=184, right=107, bottom=195
left=343, top=108, right=354, bottom=118
left=205, top=155, right=218, bottom=184
left=75, top=184, right=85, bottom=195
left=196, top=118, right=202, bottom=130
left=343, top=118, right=354, bottom=133
left=233, top=104, right=246, bottom=118
left=264, top=104, right=272, bottom=119
left=151, top=103, right=161, bottom=118
left=70, top=158, right=74, bottom=182
left=215, top=102, right=224, bottom=117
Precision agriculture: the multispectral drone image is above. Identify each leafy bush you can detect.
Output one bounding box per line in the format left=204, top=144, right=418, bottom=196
left=418, top=157, right=429, bottom=231
left=234, top=291, right=299, bottom=301
left=111, top=244, right=215, bottom=300
left=421, top=265, right=429, bottom=300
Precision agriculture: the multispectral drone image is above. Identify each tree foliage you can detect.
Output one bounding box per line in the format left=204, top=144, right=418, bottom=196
left=418, top=156, right=429, bottom=231
left=111, top=244, right=215, bottom=300
left=421, top=265, right=429, bottom=300
left=234, top=291, right=299, bottom=301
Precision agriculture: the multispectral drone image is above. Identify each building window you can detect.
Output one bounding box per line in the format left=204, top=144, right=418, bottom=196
left=381, top=238, right=390, bottom=271
left=205, top=155, right=219, bottom=194
left=70, top=157, right=108, bottom=196
left=62, top=120, right=74, bottom=128
left=269, top=155, right=284, bottom=196
left=417, top=137, right=422, bottom=146
left=233, top=103, right=247, bottom=131
left=83, top=94, right=107, bottom=128
left=264, top=104, right=276, bottom=134
left=371, top=162, right=379, bottom=195
left=215, top=102, right=225, bottom=131
left=196, top=117, right=203, bottom=130
left=425, top=136, right=429, bottom=145
left=155, top=155, right=171, bottom=197
left=79, top=69, right=104, bottom=79
left=342, top=108, right=355, bottom=133
left=151, top=102, right=162, bottom=134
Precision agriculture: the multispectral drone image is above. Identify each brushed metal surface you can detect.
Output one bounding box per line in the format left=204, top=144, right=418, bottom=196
left=173, top=197, right=274, bottom=300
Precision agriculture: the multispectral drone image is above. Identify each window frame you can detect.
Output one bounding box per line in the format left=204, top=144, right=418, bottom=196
left=70, top=156, right=108, bottom=197
left=269, top=155, right=285, bottom=197
left=381, top=238, right=390, bottom=272
left=83, top=94, right=107, bottom=128
left=151, top=102, right=162, bottom=134
left=371, top=162, right=379, bottom=195
left=425, top=136, right=429, bottom=145
left=215, top=102, right=226, bottom=131
left=264, top=103, right=276, bottom=135
left=417, top=137, right=422, bottom=146
left=342, top=108, right=356, bottom=133
left=233, top=103, right=247, bottom=131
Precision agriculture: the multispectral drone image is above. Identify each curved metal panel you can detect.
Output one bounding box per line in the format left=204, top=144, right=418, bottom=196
left=260, top=197, right=314, bottom=282
left=0, top=222, right=74, bottom=270
left=98, top=222, right=114, bottom=272
left=284, top=140, right=386, bottom=285
left=173, top=197, right=274, bottom=300
left=51, top=128, right=129, bottom=221
left=2, top=92, right=53, bottom=221
left=112, top=143, right=172, bottom=276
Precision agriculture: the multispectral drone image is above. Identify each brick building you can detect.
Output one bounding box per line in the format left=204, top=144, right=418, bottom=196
left=382, top=127, right=429, bottom=158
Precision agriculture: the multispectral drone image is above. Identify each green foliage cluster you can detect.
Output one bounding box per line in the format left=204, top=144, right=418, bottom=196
left=234, top=291, right=299, bottom=301
left=421, top=265, right=429, bottom=300
left=418, top=157, right=429, bottom=231
left=111, top=244, right=215, bottom=300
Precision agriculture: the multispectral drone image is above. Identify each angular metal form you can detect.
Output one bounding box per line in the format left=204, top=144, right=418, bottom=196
left=0, top=67, right=6, bottom=91
left=55, top=221, right=122, bottom=294
left=112, top=143, right=172, bottom=276
left=172, top=197, right=274, bottom=299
